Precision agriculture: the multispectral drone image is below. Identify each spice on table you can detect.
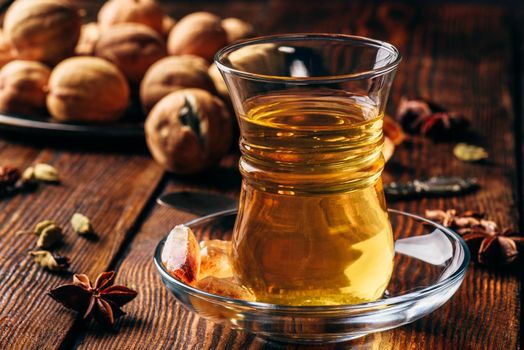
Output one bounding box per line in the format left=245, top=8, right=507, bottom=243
left=478, top=233, right=522, bottom=266
left=29, top=250, right=70, bottom=271
left=48, top=271, right=137, bottom=327
left=425, top=209, right=523, bottom=266
left=33, top=163, right=60, bottom=183
left=453, top=143, right=489, bottom=162
left=396, top=97, right=469, bottom=139
left=18, top=220, right=64, bottom=248
left=34, top=220, right=58, bottom=235
left=37, top=223, right=64, bottom=248
left=0, top=165, right=21, bottom=196
left=21, top=166, right=35, bottom=182
left=71, top=213, right=94, bottom=236
left=22, top=163, right=60, bottom=183
left=18, top=168, right=38, bottom=190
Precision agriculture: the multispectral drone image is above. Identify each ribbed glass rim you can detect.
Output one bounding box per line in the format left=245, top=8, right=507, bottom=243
left=214, top=33, right=402, bottom=84
left=154, top=209, right=469, bottom=313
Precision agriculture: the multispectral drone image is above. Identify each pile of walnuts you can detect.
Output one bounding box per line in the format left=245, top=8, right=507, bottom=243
left=0, top=0, right=254, bottom=174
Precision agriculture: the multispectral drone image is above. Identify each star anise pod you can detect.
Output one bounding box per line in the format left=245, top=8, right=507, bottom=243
left=478, top=235, right=520, bottom=266
left=425, top=209, right=493, bottom=232
left=425, top=209, right=523, bottom=267
left=0, top=165, right=21, bottom=197
left=396, top=97, right=469, bottom=139
left=419, top=112, right=469, bottom=138
left=48, top=271, right=137, bottom=327
left=396, top=97, right=433, bottom=133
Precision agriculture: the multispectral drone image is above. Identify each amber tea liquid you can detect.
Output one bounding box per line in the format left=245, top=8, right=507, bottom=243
left=232, top=89, right=394, bottom=306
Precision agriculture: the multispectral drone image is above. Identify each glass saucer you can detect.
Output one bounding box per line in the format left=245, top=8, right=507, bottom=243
left=154, top=209, right=469, bottom=344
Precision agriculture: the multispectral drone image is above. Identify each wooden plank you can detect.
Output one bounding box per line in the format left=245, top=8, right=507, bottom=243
left=0, top=139, right=41, bottom=224
left=76, top=2, right=520, bottom=350
left=512, top=6, right=524, bottom=346
left=0, top=144, right=164, bottom=349
left=352, top=4, right=521, bottom=349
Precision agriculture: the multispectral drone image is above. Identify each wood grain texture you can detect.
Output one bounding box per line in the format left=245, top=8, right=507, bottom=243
left=0, top=144, right=164, bottom=349
left=0, top=0, right=520, bottom=349
left=75, top=2, right=520, bottom=350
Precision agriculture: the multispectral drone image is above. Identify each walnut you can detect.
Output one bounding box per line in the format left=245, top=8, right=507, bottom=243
left=47, top=57, right=130, bottom=123
left=3, top=0, right=82, bottom=66
left=94, top=23, right=166, bottom=84
left=145, top=88, right=232, bottom=174
left=223, top=43, right=287, bottom=77
left=140, top=55, right=215, bottom=113
left=221, top=17, right=254, bottom=43
left=0, top=30, right=14, bottom=69
left=0, top=60, right=51, bottom=115
left=98, top=0, right=165, bottom=34
left=161, top=15, right=176, bottom=38
left=75, top=22, right=100, bottom=56
left=208, top=63, right=229, bottom=100
left=167, top=12, right=228, bottom=62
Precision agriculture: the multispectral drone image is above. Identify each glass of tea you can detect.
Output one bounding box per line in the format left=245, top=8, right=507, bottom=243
left=215, top=34, right=401, bottom=306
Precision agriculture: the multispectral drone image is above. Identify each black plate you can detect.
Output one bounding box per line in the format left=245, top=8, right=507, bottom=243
left=0, top=112, right=144, bottom=139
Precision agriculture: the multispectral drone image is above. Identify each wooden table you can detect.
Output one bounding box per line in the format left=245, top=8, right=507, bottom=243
left=0, top=1, right=521, bottom=349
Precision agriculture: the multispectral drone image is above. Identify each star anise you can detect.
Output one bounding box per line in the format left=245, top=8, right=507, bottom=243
left=0, top=165, right=21, bottom=197
left=396, top=97, right=469, bottom=139
left=478, top=233, right=522, bottom=266
left=48, top=271, right=137, bottom=327
left=425, top=209, right=523, bottom=267
left=0, top=165, right=39, bottom=198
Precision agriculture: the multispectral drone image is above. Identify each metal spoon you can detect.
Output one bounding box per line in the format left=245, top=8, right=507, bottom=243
left=157, top=177, right=478, bottom=215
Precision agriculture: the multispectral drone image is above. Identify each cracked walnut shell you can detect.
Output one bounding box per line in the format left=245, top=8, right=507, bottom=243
left=145, top=88, right=232, bottom=174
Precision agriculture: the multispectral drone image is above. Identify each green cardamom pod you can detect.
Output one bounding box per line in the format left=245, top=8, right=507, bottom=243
left=453, top=143, right=488, bottom=162
left=37, top=224, right=63, bottom=248
left=34, top=220, right=57, bottom=235
left=21, top=166, right=35, bottom=182
left=29, top=250, right=70, bottom=271
left=33, top=163, right=60, bottom=183
left=71, top=213, right=93, bottom=235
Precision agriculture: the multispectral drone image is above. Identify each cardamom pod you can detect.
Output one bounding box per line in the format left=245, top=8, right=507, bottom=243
left=37, top=224, right=63, bottom=248
left=453, top=143, right=488, bottom=162
left=71, top=213, right=93, bottom=235
left=21, top=166, right=35, bottom=182
left=16, top=219, right=56, bottom=236
left=33, top=163, right=60, bottom=183
left=29, top=250, right=70, bottom=271
left=34, top=220, right=57, bottom=235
